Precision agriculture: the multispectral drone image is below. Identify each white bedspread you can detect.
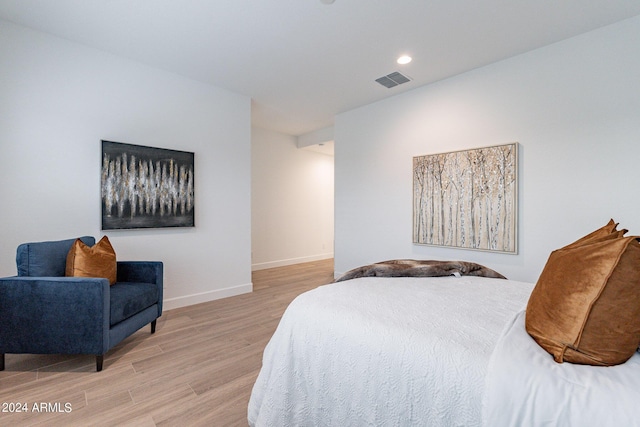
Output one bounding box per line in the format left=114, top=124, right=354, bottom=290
left=482, top=309, right=640, bottom=427
left=248, top=276, right=534, bottom=427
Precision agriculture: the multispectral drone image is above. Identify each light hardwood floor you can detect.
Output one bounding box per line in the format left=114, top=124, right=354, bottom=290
left=0, top=259, right=335, bottom=426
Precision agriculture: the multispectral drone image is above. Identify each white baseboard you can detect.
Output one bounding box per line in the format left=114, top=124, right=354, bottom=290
left=251, top=252, right=334, bottom=271
left=163, top=282, right=253, bottom=311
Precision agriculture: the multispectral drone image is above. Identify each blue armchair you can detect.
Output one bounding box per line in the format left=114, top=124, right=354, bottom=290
left=0, top=236, right=163, bottom=371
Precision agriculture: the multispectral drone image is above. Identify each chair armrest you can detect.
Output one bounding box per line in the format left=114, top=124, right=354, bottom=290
left=116, top=261, right=163, bottom=315
left=0, top=277, right=110, bottom=355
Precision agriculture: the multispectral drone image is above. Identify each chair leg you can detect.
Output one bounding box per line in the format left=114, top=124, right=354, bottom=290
left=151, top=319, right=157, bottom=334
left=1, top=353, right=4, bottom=371
left=96, top=355, right=104, bottom=372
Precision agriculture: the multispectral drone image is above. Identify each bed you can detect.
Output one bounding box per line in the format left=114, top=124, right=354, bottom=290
left=248, top=262, right=640, bottom=426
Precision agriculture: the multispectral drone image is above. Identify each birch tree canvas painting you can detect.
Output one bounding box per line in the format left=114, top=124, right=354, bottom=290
left=101, top=140, right=195, bottom=230
left=413, top=143, right=518, bottom=253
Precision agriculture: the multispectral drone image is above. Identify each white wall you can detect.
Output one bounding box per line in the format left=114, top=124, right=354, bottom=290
left=252, top=127, right=334, bottom=270
left=335, top=16, right=640, bottom=283
left=0, top=20, right=252, bottom=309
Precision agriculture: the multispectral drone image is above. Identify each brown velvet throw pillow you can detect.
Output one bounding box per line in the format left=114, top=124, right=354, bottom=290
left=526, top=220, right=640, bottom=366
left=66, top=236, right=117, bottom=285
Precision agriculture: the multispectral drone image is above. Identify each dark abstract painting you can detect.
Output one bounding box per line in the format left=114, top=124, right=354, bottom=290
left=101, top=140, right=195, bottom=230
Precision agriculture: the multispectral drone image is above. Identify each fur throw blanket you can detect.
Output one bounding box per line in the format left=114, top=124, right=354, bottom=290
left=335, top=259, right=506, bottom=282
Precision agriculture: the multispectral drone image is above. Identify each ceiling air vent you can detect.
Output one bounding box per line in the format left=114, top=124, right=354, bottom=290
left=375, top=71, right=411, bottom=88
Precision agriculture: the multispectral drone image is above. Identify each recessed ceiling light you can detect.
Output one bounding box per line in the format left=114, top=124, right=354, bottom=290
left=397, top=55, right=412, bottom=65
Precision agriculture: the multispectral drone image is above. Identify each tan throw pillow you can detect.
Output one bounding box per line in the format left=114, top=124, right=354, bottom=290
left=66, top=236, right=117, bottom=285
left=525, top=220, right=640, bottom=366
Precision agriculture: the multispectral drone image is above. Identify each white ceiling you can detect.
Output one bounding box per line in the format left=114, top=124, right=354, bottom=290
left=1, top=0, right=639, bottom=137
